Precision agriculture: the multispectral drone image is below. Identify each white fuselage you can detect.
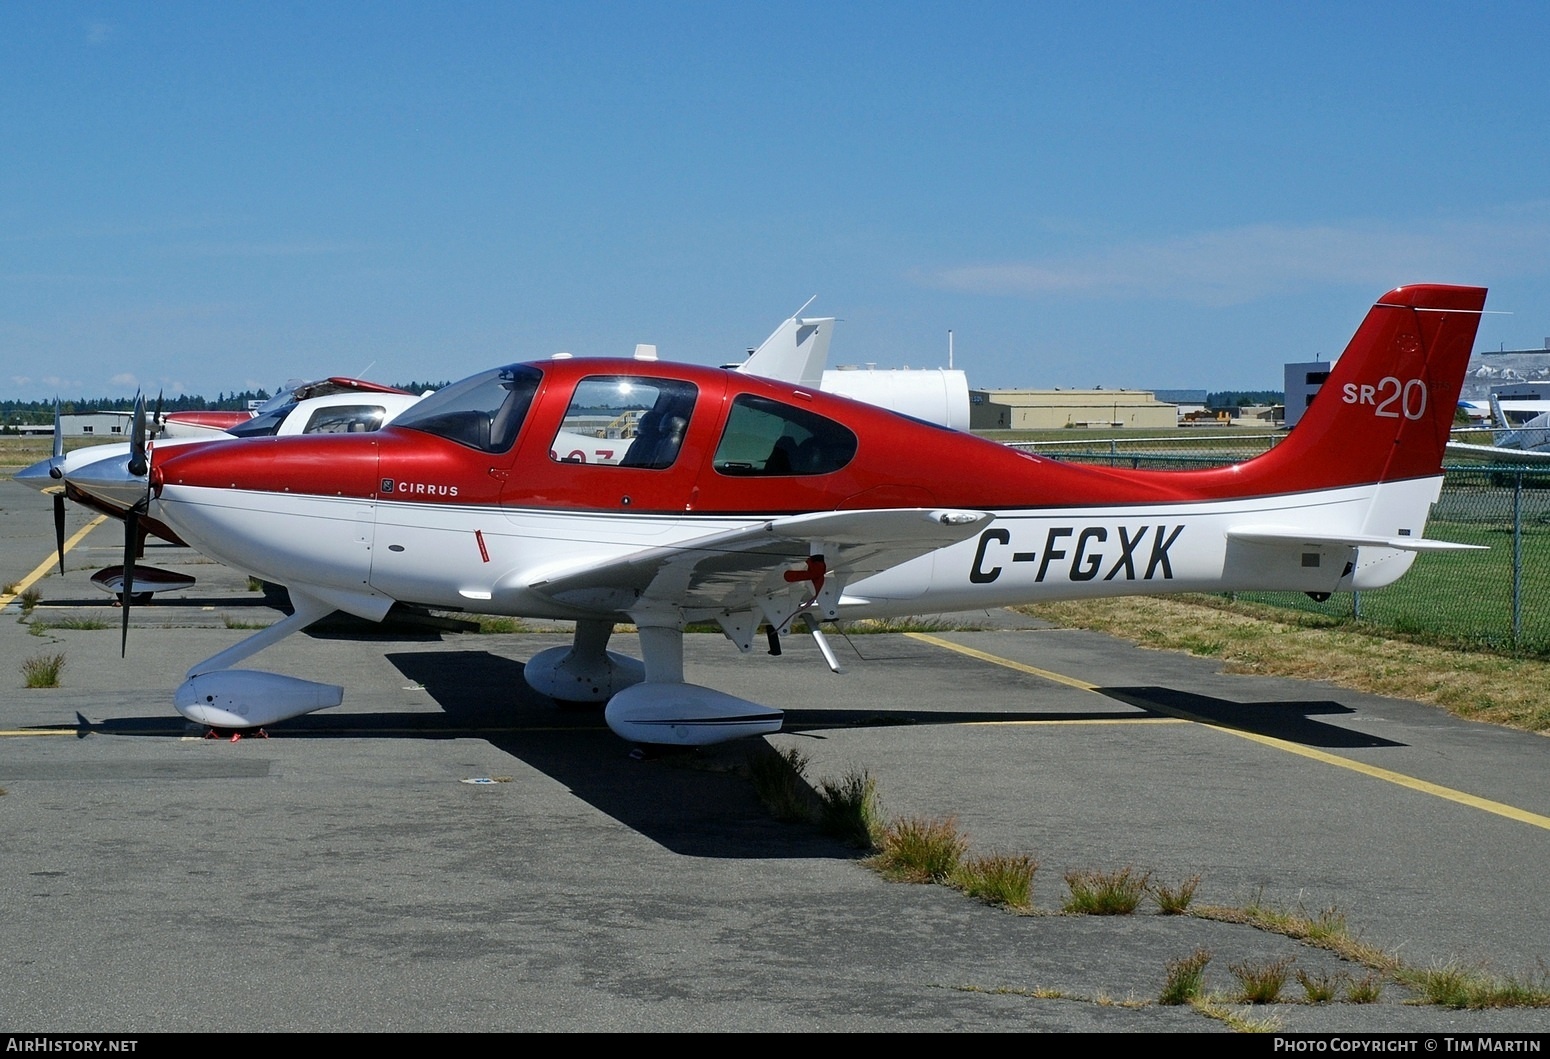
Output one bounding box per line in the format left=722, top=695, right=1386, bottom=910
left=151, top=474, right=1438, bottom=625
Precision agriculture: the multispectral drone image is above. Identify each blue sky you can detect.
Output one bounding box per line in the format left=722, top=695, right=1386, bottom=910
left=5, top=2, right=1550, bottom=400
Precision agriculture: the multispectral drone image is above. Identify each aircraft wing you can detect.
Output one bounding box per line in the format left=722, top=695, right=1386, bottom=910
left=526, top=507, right=991, bottom=628
left=1445, top=441, right=1550, bottom=464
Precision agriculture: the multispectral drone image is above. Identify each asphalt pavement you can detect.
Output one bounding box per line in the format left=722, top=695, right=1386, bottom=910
left=1, top=478, right=1547, bottom=1034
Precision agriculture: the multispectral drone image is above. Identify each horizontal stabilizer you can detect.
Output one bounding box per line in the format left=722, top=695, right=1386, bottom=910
left=1225, top=526, right=1486, bottom=553
left=1445, top=441, right=1550, bottom=464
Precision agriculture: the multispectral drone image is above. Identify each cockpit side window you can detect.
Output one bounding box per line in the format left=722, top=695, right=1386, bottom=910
left=713, top=394, right=857, bottom=476
left=302, top=405, right=388, bottom=434
left=394, top=365, right=542, bottom=453
left=550, top=376, right=698, bottom=469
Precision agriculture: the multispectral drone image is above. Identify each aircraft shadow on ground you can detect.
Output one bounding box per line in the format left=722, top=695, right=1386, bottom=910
left=1097, top=686, right=1404, bottom=749
left=384, top=650, right=847, bottom=859
left=53, top=649, right=1402, bottom=853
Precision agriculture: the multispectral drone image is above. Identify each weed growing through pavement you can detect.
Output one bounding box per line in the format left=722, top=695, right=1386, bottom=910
left=1228, top=956, right=1294, bottom=1003
left=52, top=617, right=109, bottom=630
left=1399, top=961, right=1550, bottom=1009
left=747, top=746, right=816, bottom=823
left=868, top=815, right=968, bottom=883
left=815, top=770, right=883, bottom=849
left=1158, top=948, right=1211, bottom=1005
left=1062, top=867, right=1151, bottom=914
left=21, top=652, right=65, bottom=688
left=1346, top=973, right=1384, bottom=1003
left=19, top=587, right=41, bottom=614
left=952, top=853, right=1037, bottom=910
left=1295, top=968, right=1343, bottom=1003
left=1151, top=874, right=1200, bottom=914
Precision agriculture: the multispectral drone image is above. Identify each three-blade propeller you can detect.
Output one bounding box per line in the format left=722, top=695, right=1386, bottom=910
left=120, top=395, right=151, bottom=658
left=49, top=401, right=66, bottom=575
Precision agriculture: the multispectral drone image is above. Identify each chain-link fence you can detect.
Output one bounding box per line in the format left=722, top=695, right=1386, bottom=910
left=1014, top=434, right=1550, bottom=657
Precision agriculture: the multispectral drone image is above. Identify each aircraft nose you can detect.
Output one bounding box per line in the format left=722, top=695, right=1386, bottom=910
left=14, top=457, right=61, bottom=493
left=64, top=451, right=150, bottom=511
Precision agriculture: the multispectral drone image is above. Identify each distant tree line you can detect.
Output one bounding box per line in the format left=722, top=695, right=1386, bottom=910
left=0, top=381, right=447, bottom=427
left=1206, top=390, right=1283, bottom=410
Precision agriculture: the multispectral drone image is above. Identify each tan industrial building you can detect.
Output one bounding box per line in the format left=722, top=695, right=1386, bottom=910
left=969, top=388, right=1178, bottom=430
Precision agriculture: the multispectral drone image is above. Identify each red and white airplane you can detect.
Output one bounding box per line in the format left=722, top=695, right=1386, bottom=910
left=63, top=284, right=1487, bottom=746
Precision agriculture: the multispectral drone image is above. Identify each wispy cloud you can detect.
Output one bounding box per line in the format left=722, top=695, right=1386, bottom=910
left=167, top=240, right=375, bottom=259
left=84, top=21, right=113, bottom=46
left=927, top=209, right=1550, bottom=306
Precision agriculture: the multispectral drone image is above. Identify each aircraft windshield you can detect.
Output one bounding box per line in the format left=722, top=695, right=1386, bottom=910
left=227, top=398, right=299, bottom=438
left=393, top=365, right=543, bottom=453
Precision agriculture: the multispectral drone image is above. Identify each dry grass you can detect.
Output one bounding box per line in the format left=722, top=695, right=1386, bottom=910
left=1062, top=866, right=1150, bottom=915
left=21, top=652, right=65, bottom=688
left=1158, top=948, right=1211, bottom=1005
left=951, top=852, right=1037, bottom=910
left=868, top=815, right=968, bottom=883
left=0, top=435, right=121, bottom=476
left=1019, top=596, right=1550, bottom=732
left=1228, top=956, right=1294, bottom=1003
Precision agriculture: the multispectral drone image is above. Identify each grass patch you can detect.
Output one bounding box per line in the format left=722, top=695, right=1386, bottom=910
left=1295, top=967, right=1342, bottom=1003
left=868, top=815, right=968, bottom=883
left=815, top=770, right=883, bottom=849
left=21, top=652, right=65, bottom=688
left=1019, top=595, right=1550, bottom=732
left=245, top=577, right=264, bottom=592
left=747, top=746, right=817, bottom=823
left=1158, top=948, right=1211, bottom=1005
left=19, top=587, right=41, bottom=614
left=1398, top=962, right=1550, bottom=1009
left=52, top=617, right=110, bottom=631
left=951, top=852, right=1037, bottom=910
left=221, top=615, right=273, bottom=630
left=1151, top=873, right=1200, bottom=914
left=1195, top=901, right=1393, bottom=970
left=1188, top=997, right=1284, bottom=1033
left=1346, top=972, right=1384, bottom=1004
left=472, top=616, right=529, bottom=634
left=1062, top=866, right=1150, bottom=915
left=838, top=615, right=993, bottom=634
left=1228, top=956, right=1294, bottom=1003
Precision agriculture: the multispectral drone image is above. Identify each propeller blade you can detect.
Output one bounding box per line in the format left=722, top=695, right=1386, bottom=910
left=152, top=390, right=164, bottom=437
left=127, top=394, right=148, bottom=478
left=50, top=399, right=64, bottom=466
left=121, top=508, right=137, bottom=658
left=53, top=494, right=66, bottom=575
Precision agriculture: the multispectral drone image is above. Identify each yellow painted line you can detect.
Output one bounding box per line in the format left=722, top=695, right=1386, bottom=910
left=909, top=631, right=1550, bottom=831
left=964, top=717, right=1186, bottom=727
left=0, top=514, right=108, bottom=609
left=906, top=632, right=1102, bottom=692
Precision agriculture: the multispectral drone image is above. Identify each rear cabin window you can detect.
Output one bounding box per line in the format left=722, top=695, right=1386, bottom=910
left=550, top=376, right=698, bottom=470
left=713, top=394, right=857, bottom=476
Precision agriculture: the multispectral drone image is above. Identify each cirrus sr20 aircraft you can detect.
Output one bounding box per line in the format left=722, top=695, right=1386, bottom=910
left=61, top=284, right=1487, bottom=748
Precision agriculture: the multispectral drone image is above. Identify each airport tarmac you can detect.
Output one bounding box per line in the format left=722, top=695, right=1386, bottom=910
left=1, top=478, right=1548, bottom=1033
